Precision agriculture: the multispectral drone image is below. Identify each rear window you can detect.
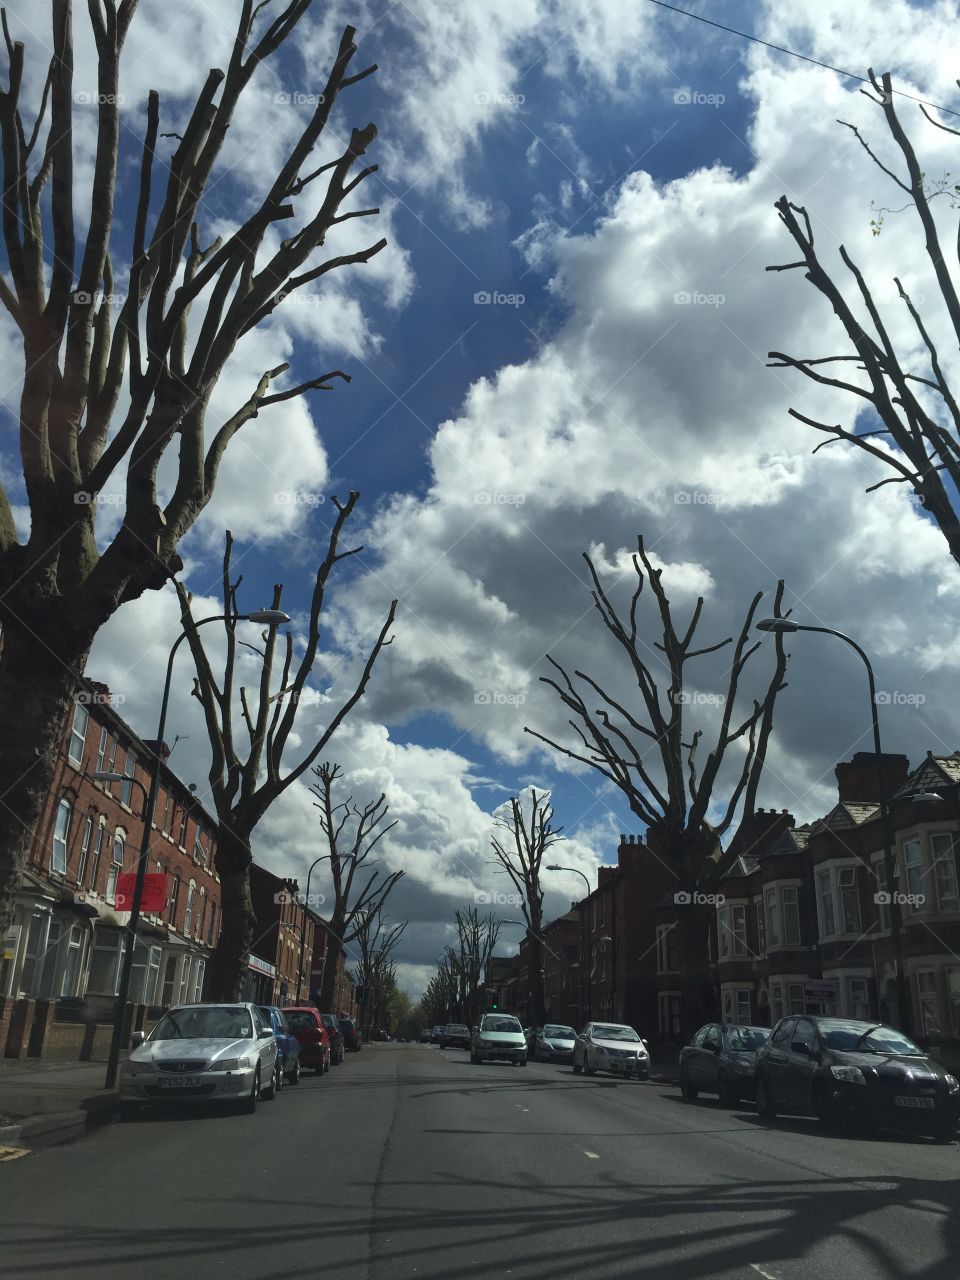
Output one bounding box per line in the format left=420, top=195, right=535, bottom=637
left=285, top=1011, right=319, bottom=1032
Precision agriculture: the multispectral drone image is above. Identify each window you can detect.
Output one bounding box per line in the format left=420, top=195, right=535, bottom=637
left=159, top=954, right=178, bottom=1007
left=656, top=924, right=678, bottom=973
left=168, top=875, right=181, bottom=927
left=194, top=828, right=207, bottom=867
left=183, top=881, right=196, bottom=934
left=178, top=805, right=188, bottom=848
left=846, top=976, right=872, bottom=1020
left=904, top=840, right=925, bottom=912
left=106, top=865, right=119, bottom=903
left=766, top=886, right=781, bottom=947
left=177, top=957, right=192, bottom=1004
left=736, top=989, right=751, bottom=1024
left=61, top=925, right=84, bottom=997
left=130, top=942, right=162, bottom=1005
left=786, top=982, right=805, bottom=1014
left=872, top=854, right=897, bottom=930
left=718, top=904, right=747, bottom=958
left=916, top=969, right=941, bottom=1036
left=112, top=830, right=125, bottom=865
left=755, top=900, right=766, bottom=957
left=817, top=868, right=835, bottom=936
left=95, top=726, right=108, bottom=774
left=206, top=902, right=217, bottom=945
left=192, top=959, right=205, bottom=1003
left=930, top=833, right=959, bottom=913
left=722, top=987, right=752, bottom=1024
left=87, top=932, right=126, bottom=994
left=948, top=969, right=960, bottom=1038
left=107, top=738, right=119, bottom=786
left=89, top=820, right=106, bottom=891
left=836, top=868, right=861, bottom=934
left=120, top=752, right=138, bottom=808
left=658, top=992, right=681, bottom=1039
left=51, top=798, right=72, bottom=874
left=160, top=791, right=172, bottom=836
left=68, top=702, right=88, bottom=765
left=197, top=889, right=206, bottom=939
left=77, top=816, right=94, bottom=886
left=781, top=886, right=801, bottom=944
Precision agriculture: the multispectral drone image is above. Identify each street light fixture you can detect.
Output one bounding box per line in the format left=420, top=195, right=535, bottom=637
left=545, top=864, right=593, bottom=1023
left=101, top=606, right=290, bottom=1090
left=756, top=615, right=911, bottom=1034
left=545, top=864, right=592, bottom=896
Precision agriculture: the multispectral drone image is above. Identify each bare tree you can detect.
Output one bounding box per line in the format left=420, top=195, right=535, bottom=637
left=526, top=538, right=789, bottom=1035
left=453, top=905, right=501, bottom=1026
left=351, top=904, right=405, bottom=1035
left=176, top=494, right=396, bottom=999
left=768, top=68, right=960, bottom=566
left=311, top=761, right=403, bottom=1011
left=0, top=4, right=388, bottom=934
left=490, top=789, right=564, bottom=1027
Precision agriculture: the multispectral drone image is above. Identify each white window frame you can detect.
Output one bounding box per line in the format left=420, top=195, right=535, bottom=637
left=766, top=881, right=803, bottom=948
left=77, top=815, right=94, bottom=886
left=755, top=898, right=766, bottom=958
left=929, top=832, right=960, bottom=913
left=51, top=797, right=72, bottom=875
left=183, top=880, right=196, bottom=934
left=120, top=752, right=138, bottom=809
left=60, top=924, right=84, bottom=997
left=903, top=839, right=926, bottom=914
left=721, top=984, right=752, bottom=1025
left=717, top=902, right=748, bottom=959
left=68, top=702, right=88, bottom=766
left=95, top=725, right=108, bottom=774
left=816, top=862, right=862, bottom=940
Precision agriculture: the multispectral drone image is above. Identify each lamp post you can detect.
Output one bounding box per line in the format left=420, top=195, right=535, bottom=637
left=756, top=617, right=910, bottom=1035
left=546, top=864, right=592, bottom=1024
left=101, top=606, right=290, bottom=1090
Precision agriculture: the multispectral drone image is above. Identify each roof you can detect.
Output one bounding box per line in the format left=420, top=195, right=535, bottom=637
left=891, top=753, right=960, bottom=799
left=722, top=853, right=759, bottom=879
left=763, top=824, right=812, bottom=857
left=810, top=802, right=879, bottom=834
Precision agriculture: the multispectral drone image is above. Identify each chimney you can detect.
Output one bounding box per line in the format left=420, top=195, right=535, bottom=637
left=835, top=752, right=910, bottom=803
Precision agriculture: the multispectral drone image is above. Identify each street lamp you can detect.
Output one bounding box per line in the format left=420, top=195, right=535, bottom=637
left=101, top=606, right=290, bottom=1090
left=545, top=863, right=592, bottom=896
left=756, top=616, right=911, bottom=1034
left=546, top=864, right=592, bottom=1022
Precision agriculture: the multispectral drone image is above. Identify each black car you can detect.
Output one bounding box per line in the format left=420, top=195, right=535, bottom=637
left=339, top=1017, right=362, bottom=1052
left=679, top=1023, right=770, bottom=1107
left=319, top=1012, right=345, bottom=1065
left=440, top=1022, right=471, bottom=1050
left=755, top=1015, right=960, bottom=1140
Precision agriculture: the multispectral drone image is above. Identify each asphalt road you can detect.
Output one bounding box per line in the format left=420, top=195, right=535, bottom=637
left=1, top=1043, right=958, bottom=1280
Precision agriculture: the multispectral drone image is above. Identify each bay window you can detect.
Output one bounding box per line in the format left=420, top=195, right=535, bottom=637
left=929, top=833, right=959, bottom=912
left=817, top=868, right=835, bottom=936
left=904, top=840, right=925, bottom=911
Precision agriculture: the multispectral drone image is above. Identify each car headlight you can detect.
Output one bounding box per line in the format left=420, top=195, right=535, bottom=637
left=214, top=1056, right=252, bottom=1072
left=636, top=1047, right=648, bottom=1058
left=829, top=1064, right=865, bottom=1085
left=122, top=1061, right=154, bottom=1076
left=944, top=1073, right=959, bottom=1093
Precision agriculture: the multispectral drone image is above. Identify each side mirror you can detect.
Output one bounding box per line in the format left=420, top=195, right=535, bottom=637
left=791, top=1040, right=811, bottom=1056
left=259, top=1028, right=274, bottom=1039
left=130, top=1030, right=145, bottom=1048
left=641, top=1038, right=648, bottom=1047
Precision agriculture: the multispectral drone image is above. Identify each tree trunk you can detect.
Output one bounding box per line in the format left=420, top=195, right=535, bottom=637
left=527, top=934, right=546, bottom=1026
left=676, top=907, right=717, bottom=1041
left=318, top=918, right=345, bottom=1011
left=204, top=825, right=256, bottom=1001
left=0, top=612, right=93, bottom=937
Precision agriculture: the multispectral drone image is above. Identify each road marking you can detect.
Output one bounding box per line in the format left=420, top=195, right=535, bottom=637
left=751, top=1266, right=779, bottom=1280
left=582, top=1150, right=600, bottom=1159
left=0, top=1146, right=28, bottom=1162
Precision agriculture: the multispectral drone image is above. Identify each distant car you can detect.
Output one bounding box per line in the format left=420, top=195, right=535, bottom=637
left=679, top=1023, right=770, bottom=1106
left=339, top=1017, right=362, bottom=1052
left=281, top=1006, right=331, bottom=1075
left=471, top=1013, right=527, bottom=1065
left=419, top=1028, right=433, bottom=1044
left=440, top=1022, right=471, bottom=1050
left=319, top=1012, right=345, bottom=1065
left=119, top=1002, right=279, bottom=1114
left=258, top=1005, right=301, bottom=1088
left=531, top=1023, right=577, bottom=1064
left=431, top=1025, right=445, bottom=1044
left=755, top=1015, right=960, bottom=1139
left=573, top=1022, right=649, bottom=1079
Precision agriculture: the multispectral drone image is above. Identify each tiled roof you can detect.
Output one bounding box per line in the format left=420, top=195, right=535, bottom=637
left=891, top=753, right=960, bottom=798
left=762, top=823, right=812, bottom=856
left=810, top=801, right=879, bottom=833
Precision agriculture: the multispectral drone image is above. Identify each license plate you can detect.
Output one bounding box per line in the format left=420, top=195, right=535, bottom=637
left=158, top=1076, right=202, bottom=1089
left=895, top=1095, right=934, bottom=1109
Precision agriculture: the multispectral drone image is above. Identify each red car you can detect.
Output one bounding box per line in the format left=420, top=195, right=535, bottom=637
left=281, top=1007, right=331, bottom=1075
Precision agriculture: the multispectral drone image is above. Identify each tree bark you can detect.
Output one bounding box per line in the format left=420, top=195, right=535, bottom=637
left=0, top=610, right=95, bottom=937
left=204, top=824, right=256, bottom=1001
left=318, top=917, right=345, bottom=1010
left=527, top=934, right=546, bottom=1026
left=676, top=907, right=717, bottom=1041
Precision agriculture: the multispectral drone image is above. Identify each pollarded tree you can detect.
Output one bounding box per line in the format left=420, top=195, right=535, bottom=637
left=453, top=905, right=501, bottom=1027
left=526, top=538, right=789, bottom=1036
left=176, top=493, right=397, bottom=1000
left=351, top=904, right=405, bottom=1034
left=768, top=69, right=960, bottom=566
left=0, top=4, right=386, bottom=936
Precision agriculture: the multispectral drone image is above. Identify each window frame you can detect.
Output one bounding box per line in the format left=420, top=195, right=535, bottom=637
left=68, top=702, right=88, bottom=766
left=51, top=797, right=72, bottom=875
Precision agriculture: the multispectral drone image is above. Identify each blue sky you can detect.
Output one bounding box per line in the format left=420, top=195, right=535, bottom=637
left=4, top=0, right=960, bottom=993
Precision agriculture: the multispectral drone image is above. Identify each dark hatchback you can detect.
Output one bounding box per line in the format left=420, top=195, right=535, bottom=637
left=339, top=1017, right=362, bottom=1052
left=680, top=1023, right=770, bottom=1106
left=755, top=1015, right=960, bottom=1140
left=319, top=1012, right=345, bottom=1065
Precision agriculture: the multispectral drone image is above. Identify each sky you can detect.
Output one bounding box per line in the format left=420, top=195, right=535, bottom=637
left=4, top=0, right=960, bottom=997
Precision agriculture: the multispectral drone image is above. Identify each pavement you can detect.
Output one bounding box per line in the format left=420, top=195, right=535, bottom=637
left=0, top=1058, right=117, bottom=1151
left=1, top=1041, right=958, bottom=1279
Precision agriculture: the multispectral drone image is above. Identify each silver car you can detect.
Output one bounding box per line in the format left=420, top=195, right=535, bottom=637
left=471, top=1013, right=528, bottom=1065
left=119, top=1002, right=280, bottom=1114
left=573, top=1021, right=650, bottom=1079
left=533, top=1023, right=577, bottom=1063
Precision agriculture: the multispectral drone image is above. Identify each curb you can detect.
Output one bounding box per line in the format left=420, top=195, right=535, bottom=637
left=0, top=1096, right=116, bottom=1153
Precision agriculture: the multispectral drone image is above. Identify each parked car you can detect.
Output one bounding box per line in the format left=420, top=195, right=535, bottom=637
left=431, top=1025, right=445, bottom=1044
left=319, top=1012, right=345, bottom=1065
left=755, top=1015, right=960, bottom=1140
left=339, top=1017, right=362, bottom=1052
left=525, top=1026, right=541, bottom=1052
left=419, top=1027, right=433, bottom=1044
left=119, top=1002, right=278, bottom=1114
left=258, top=1005, right=301, bottom=1088
left=471, top=1013, right=528, bottom=1065
left=281, top=1006, right=331, bottom=1075
left=440, top=1022, right=471, bottom=1050
left=531, top=1023, right=577, bottom=1064
left=679, top=1023, right=769, bottom=1106
left=573, top=1022, right=650, bottom=1079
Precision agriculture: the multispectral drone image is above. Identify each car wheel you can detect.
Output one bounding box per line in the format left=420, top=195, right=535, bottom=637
left=680, top=1070, right=699, bottom=1101
left=573, top=1053, right=583, bottom=1075
left=261, top=1061, right=278, bottom=1101
left=755, top=1074, right=776, bottom=1121
left=717, top=1076, right=736, bottom=1108
left=289, top=1059, right=300, bottom=1086
left=241, top=1066, right=261, bottom=1114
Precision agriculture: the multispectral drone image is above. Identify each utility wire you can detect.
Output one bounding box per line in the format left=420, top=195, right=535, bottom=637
left=645, top=0, right=960, bottom=119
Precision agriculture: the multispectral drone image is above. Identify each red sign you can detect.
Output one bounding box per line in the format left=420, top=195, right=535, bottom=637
left=115, top=873, right=166, bottom=913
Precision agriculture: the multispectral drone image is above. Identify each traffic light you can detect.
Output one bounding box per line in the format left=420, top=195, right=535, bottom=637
left=486, top=987, right=498, bottom=1010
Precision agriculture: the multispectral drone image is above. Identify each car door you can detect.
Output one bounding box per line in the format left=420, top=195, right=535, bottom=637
left=683, top=1025, right=708, bottom=1084
left=784, top=1017, right=819, bottom=1111
left=762, top=1017, right=796, bottom=1106
left=253, top=1006, right=276, bottom=1076
left=577, top=1024, right=591, bottom=1068
left=700, top=1025, right=723, bottom=1089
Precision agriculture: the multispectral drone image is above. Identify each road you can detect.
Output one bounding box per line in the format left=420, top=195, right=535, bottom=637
left=1, top=1043, right=957, bottom=1280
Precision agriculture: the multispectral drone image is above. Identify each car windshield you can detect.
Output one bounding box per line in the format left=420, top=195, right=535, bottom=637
left=544, top=1025, right=576, bottom=1039
left=593, top=1024, right=640, bottom=1041
left=285, top=1011, right=319, bottom=1032
left=446, top=1025, right=468, bottom=1034
left=150, top=1006, right=252, bottom=1041
left=482, top=1017, right=522, bottom=1033
left=724, top=1026, right=770, bottom=1051
left=818, top=1019, right=923, bottom=1055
